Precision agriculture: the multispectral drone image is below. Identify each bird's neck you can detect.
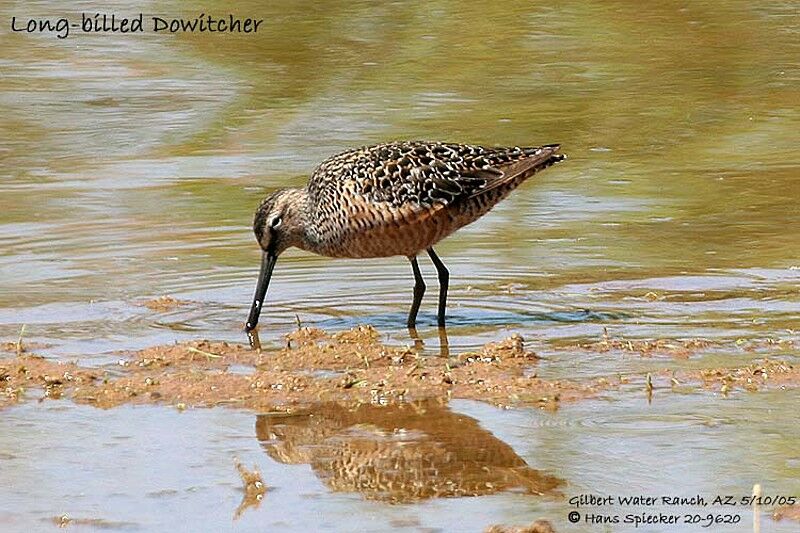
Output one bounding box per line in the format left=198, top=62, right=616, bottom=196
left=282, top=188, right=321, bottom=254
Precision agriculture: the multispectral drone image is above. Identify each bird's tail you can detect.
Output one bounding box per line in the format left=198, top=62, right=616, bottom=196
left=469, top=144, right=566, bottom=197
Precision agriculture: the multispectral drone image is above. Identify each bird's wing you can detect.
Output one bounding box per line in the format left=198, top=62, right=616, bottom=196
left=308, top=141, right=563, bottom=210
left=304, top=141, right=563, bottom=247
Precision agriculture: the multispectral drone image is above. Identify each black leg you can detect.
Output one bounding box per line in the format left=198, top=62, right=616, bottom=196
left=407, top=256, right=426, bottom=328
left=426, top=247, right=449, bottom=327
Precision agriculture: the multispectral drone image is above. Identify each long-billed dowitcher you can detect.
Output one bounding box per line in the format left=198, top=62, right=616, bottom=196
left=245, top=141, right=565, bottom=334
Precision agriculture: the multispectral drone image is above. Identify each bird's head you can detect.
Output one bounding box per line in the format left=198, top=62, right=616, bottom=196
left=246, top=188, right=306, bottom=334
left=252, top=188, right=307, bottom=257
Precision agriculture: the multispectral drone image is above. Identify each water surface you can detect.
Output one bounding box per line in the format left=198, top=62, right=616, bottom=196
left=1, top=0, right=799, bottom=531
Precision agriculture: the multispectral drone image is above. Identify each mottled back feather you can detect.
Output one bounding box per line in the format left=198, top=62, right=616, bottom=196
left=297, top=141, right=565, bottom=257
left=307, top=141, right=561, bottom=209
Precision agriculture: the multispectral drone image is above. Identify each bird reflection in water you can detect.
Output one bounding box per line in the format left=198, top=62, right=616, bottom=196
left=255, top=400, right=562, bottom=503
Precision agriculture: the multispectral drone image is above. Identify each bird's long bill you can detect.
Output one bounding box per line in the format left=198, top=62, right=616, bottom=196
left=245, top=251, right=277, bottom=333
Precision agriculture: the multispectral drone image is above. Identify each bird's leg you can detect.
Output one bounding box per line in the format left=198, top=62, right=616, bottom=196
left=426, top=247, right=449, bottom=327
left=407, top=256, right=426, bottom=328
left=407, top=325, right=425, bottom=351
left=247, top=329, right=262, bottom=352
left=437, top=326, right=450, bottom=358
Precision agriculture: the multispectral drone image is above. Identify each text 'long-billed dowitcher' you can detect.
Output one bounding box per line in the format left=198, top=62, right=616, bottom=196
left=245, top=141, right=565, bottom=336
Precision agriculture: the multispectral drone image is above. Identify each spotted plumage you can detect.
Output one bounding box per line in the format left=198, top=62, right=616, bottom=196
left=310, top=142, right=546, bottom=206
left=245, top=141, right=566, bottom=335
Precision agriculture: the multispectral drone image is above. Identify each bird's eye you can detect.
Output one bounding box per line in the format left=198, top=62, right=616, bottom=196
left=270, top=216, right=282, bottom=228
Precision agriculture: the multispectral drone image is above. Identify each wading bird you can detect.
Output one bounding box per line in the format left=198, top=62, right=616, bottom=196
left=245, top=141, right=565, bottom=338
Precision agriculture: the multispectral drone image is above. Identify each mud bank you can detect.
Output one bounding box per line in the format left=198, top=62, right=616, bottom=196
left=1, top=326, right=616, bottom=411
left=2, top=326, right=799, bottom=412
left=571, top=328, right=795, bottom=359
left=773, top=505, right=800, bottom=523
left=485, top=520, right=556, bottom=533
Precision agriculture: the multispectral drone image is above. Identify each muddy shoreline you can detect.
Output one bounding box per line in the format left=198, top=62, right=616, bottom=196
left=2, top=326, right=798, bottom=413
left=3, top=326, right=799, bottom=527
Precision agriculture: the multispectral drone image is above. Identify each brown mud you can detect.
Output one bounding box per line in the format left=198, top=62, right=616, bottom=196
left=0, top=326, right=619, bottom=412
left=139, top=295, right=190, bottom=311
left=573, top=329, right=714, bottom=359
left=1, top=326, right=799, bottom=413
left=485, top=520, right=557, bottom=533
left=773, top=505, right=800, bottom=522
left=569, top=328, right=795, bottom=359
left=51, top=515, right=138, bottom=529
left=1, top=340, right=49, bottom=355
left=669, top=359, right=800, bottom=394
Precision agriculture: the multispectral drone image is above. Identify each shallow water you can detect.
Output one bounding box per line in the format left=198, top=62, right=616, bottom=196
left=2, top=394, right=799, bottom=532
left=1, top=0, right=799, bottom=531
